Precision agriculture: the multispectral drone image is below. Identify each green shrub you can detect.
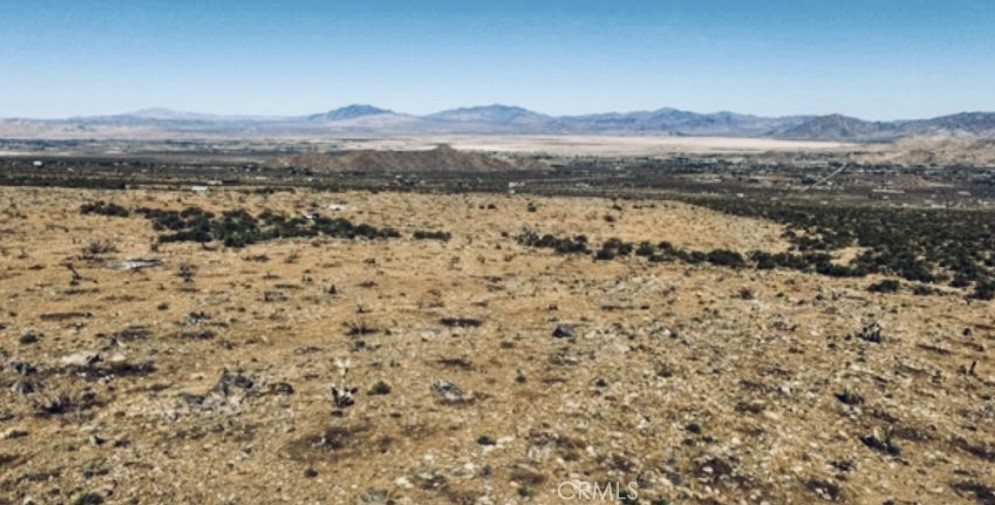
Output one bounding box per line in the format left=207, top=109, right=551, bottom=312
left=137, top=208, right=400, bottom=248
left=868, top=279, right=901, bottom=293
left=635, top=241, right=656, bottom=257
left=516, top=230, right=589, bottom=255
left=595, top=247, right=617, bottom=261
left=706, top=249, right=746, bottom=269
left=80, top=201, right=129, bottom=217
left=368, top=380, right=392, bottom=395
left=413, top=230, right=452, bottom=242
left=970, top=280, right=995, bottom=300
left=602, top=238, right=633, bottom=256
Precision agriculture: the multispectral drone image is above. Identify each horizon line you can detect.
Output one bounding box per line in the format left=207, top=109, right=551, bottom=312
left=4, top=104, right=995, bottom=123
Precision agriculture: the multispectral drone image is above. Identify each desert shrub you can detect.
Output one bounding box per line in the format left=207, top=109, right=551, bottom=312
left=80, top=201, right=129, bottom=217
left=815, top=262, right=862, bottom=278
left=601, top=238, right=633, bottom=256
left=970, top=280, right=995, bottom=300
left=749, top=250, right=778, bottom=269
left=594, top=247, right=617, bottom=261
left=635, top=241, right=656, bottom=257
left=368, top=380, right=392, bottom=395
left=675, top=249, right=706, bottom=264
left=648, top=253, right=673, bottom=263
left=82, top=239, right=118, bottom=258
left=683, top=196, right=995, bottom=289
left=516, top=230, right=590, bottom=255
left=772, top=252, right=812, bottom=270
left=868, top=279, right=901, bottom=293
left=950, top=275, right=972, bottom=288
left=706, top=249, right=745, bottom=269
left=136, top=208, right=400, bottom=248
left=413, top=230, right=452, bottom=242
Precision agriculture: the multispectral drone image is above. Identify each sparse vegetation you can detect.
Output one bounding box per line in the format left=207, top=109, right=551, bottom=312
left=80, top=201, right=129, bottom=217
left=686, top=197, right=995, bottom=293
left=368, top=380, right=392, bottom=396
left=413, top=230, right=452, bottom=241
left=3, top=174, right=994, bottom=505
left=81, top=239, right=118, bottom=258
left=516, top=229, right=590, bottom=254
left=868, top=279, right=901, bottom=293
left=135, top=206, right=401, bottom=248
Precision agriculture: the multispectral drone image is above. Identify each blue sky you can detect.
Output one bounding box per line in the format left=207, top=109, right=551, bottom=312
left=1, top=0, right=992, bottom=119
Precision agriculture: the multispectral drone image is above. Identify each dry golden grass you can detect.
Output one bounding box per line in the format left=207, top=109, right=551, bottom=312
left=0, top=187, right=992, bottom=504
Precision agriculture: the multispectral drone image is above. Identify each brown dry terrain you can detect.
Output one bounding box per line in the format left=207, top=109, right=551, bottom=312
left=283, top=145, right=547, bottom=172
left=1, top=187, right=993, bottom=505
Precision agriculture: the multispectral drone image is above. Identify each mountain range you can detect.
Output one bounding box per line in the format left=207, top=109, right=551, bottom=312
left=3, top=104, right=995, bottom=141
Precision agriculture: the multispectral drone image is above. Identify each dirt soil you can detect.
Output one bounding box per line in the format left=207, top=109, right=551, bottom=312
left=0, top=187, right=992, bottom=505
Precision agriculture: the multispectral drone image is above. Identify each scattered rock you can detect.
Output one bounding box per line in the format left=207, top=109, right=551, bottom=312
left=105, top=258, right=164, bottom=271
left=552, top=324, right=575, bottom=338
left=860, top=431, right=901, bottom=456
left=331, top=386, right=358, bottom=408
left=18, top=330, right=41, bottom=345
left=11, top=380, right=34, bottom=395
left=431, top=379, right=464, bottom=404
left=7, top=361, right=37, bottom=375
left=2, top=428, right=29, bottom=440
left=859, top=321, right=883, bottom=343
left=60, top=351, right=102, bottom=368
left=267, top=382, right=295, bottom=395
left=211, top=370, right=255, bottom=397
left=180, top=311, right=210, bottom=326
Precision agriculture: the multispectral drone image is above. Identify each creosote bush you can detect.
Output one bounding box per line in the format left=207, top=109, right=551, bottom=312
left=868, top=279, right=901, bottom=294
left=685, top=196, right=995, bottom=292
left=413, top=230, right=452, bottom=242
left=134, top=206, right=400, bottom=248
left=516, top=229, right=590, bottom=255
left=80, top=201, right=129, bottom=217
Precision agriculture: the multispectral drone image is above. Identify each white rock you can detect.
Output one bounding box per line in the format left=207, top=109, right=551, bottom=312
left=60, top=351, right=101, bottom=367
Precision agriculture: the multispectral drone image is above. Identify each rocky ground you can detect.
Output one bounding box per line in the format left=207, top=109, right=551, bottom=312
left=0, top=187, right=992, bottom=505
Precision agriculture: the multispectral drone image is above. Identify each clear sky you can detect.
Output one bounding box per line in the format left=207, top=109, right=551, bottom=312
left=1, top=0, right=993, bottom=119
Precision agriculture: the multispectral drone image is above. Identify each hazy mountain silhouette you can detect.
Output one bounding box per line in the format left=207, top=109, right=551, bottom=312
left=3, top=104, right=995, bottom=140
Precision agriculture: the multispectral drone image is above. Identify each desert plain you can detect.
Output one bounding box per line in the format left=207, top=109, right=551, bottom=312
left=0, top=178, right=992, bottom=505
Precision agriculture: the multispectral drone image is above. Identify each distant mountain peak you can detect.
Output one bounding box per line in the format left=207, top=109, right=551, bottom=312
left=426, top=104, right=549, bottom=124
left=308, top=104, right=393, bottom=121
left=118, top=108, right=212, bottom=120
left=6, top=105, right=995, bottom=141
left=779, top=114, right=883, bottom=140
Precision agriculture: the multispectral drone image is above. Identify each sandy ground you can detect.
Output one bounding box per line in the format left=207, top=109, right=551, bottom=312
left=0, top=187, right=992, bottom=505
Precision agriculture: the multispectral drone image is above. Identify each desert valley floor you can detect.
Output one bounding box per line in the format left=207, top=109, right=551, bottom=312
left=0, top=186, right=993, bottom=505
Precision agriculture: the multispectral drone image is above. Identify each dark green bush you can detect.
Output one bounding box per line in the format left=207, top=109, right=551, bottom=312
left=635, top=241, right=656, bottom=257
left=516, top=230, right=590, bottom=255
left=970, top=280, right=995, bottom=300
left=413, top=230, right=452, bottom=242
left=595, top=247, right=617, bottom=261
left=706, top=249, right=746, bottom=269
left=137, top=207, right=400, bottom=248
left=80, top=201, right=129, bottom=217
left=602, top=238, right=633, bottom=256
left=868, top=279, right=901, bottom=293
